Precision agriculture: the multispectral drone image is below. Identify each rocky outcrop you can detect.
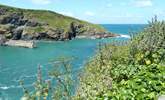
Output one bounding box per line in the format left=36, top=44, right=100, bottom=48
left=0, top=34, right=6, bottom=45
left=26, top=20, right=40, bottom=27
left=0, top=4, right=118, bottom=48
left=12, top=26, right=24, bottom=40
left=68, top=22, right=79, bottom=40
left=47, top=28, right=64, bottom=40
left=0, top=8, right=7, bottom=15
left=0, top=13, right=24, bottom=25
left=76, top=33, right=120, bottom=39
left=1, top=14, right=118, bottom=41
left=91, top=33, right=120, bottom=39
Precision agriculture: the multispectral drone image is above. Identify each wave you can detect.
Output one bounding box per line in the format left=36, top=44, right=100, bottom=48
left=118, top=34, right=131, bottom=38
left=0, top=85, right=15, bottom=90
left=0, top=84, right=32, bottom=90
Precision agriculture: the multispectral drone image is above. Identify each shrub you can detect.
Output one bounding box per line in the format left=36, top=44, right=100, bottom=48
left=75, top=17, right=165, bottom=99
left=20, top=57, right=75, bottom=100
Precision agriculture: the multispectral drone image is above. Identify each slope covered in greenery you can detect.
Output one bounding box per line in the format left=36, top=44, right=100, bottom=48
left=0, top=4, right=105, bottom=31
left=75, top=17, right=165, bottom=99
left=0, top=4, right=107, bottom=41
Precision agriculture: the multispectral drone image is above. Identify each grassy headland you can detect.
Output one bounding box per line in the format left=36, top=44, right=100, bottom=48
left=0, top=4, right=109, bottom=42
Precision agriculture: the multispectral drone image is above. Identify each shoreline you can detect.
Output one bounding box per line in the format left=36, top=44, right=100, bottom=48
left=0, top=34, right=127, bottom=48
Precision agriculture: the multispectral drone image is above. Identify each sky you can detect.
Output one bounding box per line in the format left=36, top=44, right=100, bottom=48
left=0, top=0, right=165, bottom=24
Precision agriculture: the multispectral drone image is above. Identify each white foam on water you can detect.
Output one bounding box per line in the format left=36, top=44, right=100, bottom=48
left=0, top=84, right=32, bottom=90
left=118, top=34, right=131, bottom=38
left=0, top=86, right=10, bottom=90
left=20, top=74, right=36, bottom=79
left=0, top=85, right=14, bottom=90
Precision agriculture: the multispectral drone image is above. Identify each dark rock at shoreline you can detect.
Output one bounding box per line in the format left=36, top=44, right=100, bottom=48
left=35, top=32, right=49, bottom=40
left=0, top=34, right=6, bottom=45
left=47, top=28, right=63, bottom=40
left=12, top=26, right=24, bottom=40
left=67, top=22, right=84, bottom=40
left=21, top=34, right=33, bottom=40
left=0, top=8, right=7, bottom=15
left=93, top=32, right=120, bottom=39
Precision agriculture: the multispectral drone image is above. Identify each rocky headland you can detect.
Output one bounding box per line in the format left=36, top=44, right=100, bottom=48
left=0, top=4, right=119, bottom=48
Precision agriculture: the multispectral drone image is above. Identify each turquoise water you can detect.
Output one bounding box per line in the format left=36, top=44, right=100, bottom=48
left=102, top=24, right=146, bottom=34
left=0, top=24, right=146, bottom=100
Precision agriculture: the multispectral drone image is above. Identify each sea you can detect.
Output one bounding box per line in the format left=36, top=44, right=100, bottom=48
left=0, top=24, right=146, bottom=100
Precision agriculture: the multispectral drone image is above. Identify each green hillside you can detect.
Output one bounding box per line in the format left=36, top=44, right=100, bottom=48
left=0, top=4, right=105, bottom=31
left=0, top=4, right=106, bottom=40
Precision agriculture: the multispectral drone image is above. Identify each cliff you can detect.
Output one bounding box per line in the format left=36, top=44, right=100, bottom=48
left=0, top=4, right=117, bottom=42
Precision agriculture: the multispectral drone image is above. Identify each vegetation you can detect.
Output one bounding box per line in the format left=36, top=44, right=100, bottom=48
left=0, top=4, right=105, bottom=33
left=20, top=57, right=75, bottom=100
left=75, top=17, right=165, bottom=99
left=21, top=17, right=165, bottom=99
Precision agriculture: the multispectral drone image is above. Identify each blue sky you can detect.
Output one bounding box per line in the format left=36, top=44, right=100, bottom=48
left=0, top=0, right=165, bottom=24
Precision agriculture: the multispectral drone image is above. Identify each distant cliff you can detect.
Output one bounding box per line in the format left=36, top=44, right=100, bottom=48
left=0, top=4, right=117, bottom=42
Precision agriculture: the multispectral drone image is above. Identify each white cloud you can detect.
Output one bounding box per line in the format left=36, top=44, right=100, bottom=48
left=31, top=0, right=51, bottom=5
left=133, top=0, right=153, bottom=7
left=85, top=11, right=95, bottom=16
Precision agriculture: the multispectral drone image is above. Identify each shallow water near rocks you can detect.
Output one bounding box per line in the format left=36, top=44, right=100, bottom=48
left=0, top=24, right=146, bottom=100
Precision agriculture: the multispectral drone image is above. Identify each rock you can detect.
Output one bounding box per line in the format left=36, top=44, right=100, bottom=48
left=34, top=32, right=49, bottom=40
left=70, top=22, right=77, bottom=37
left=0, top=24, right=15, bottom=32
left=0, top=12, right=26, bottom=26
left=92, top=32, right=120, bottom=39
left=21, top=33, right=34, bottom=40
left=12, top=26, right=24, bottom=40
left=0, top=30, right=6, bottom=34
left=9, top=13, right=24, bottom=25
left=25, top=20, right=40, bottom=27
left=0, top=8, right=7, bottom=15
left=47, top=28, right=64, bottom=40
left=0, top=35, right=6, bottom=45
left=67, top=22, right=81, bottom=40
left=0, top=10, right=117, bottom=41
left=16, top=19, right=28, bottom=26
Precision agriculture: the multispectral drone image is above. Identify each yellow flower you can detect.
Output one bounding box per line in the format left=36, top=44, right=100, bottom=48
left=145, top=60, right=151, bottom=65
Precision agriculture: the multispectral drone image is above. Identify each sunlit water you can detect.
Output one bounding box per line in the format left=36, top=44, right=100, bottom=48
left=0, top=24, right=146, bottom=100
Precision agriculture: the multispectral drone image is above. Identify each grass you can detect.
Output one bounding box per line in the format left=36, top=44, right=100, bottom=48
left=0, top=4, right=106, bottom=33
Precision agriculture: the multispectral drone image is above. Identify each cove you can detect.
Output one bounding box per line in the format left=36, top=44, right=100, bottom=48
left=0, top=24, right=146, bottom=100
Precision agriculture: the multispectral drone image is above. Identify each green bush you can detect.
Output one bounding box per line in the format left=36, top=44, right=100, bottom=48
left=104, top=64, right=165, bottom=100
left=75, top=17, right=165, bottom=100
